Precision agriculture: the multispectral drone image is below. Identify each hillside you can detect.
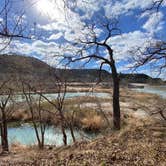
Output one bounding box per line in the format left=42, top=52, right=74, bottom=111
left=55, top=68, right=111, bottom=82
left=0, top=54, right=111, bottom=83
left=0, top=54, right=55, bottom=81
left=0, top=54, right=163, bottom=86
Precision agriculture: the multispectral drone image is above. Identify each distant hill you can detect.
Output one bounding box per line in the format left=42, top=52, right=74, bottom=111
left=55, top=69, right=111, bottom=82
left=0, top=54, right=54, bottom=79
left=119, top=73, right=164, bottom=84
left=0, top=54, right=164, bottom=87
left=0, top=55, right=111, bottom=85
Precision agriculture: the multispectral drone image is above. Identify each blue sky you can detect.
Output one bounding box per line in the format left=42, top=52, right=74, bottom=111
left=0, top=0, right=166, bottom=80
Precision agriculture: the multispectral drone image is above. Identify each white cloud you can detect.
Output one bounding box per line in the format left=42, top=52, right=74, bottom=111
left=48, top=32, right=63, bottom=40
left=1, top=0, right=165, bottom=78
left=108, top=31, right=153, bottom=60
left=142, top=12, right=164, bottom=35
left=0, top=17, right=3, bottom=22
left=123, top=0, right=153, bottom=9
left=108, top=0, right=154, bottom=17
left=37, top=22, right=67, bottom=31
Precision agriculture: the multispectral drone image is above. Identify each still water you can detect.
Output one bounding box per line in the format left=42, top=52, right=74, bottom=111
left=134, top=85, right=166, bottom=98
left=8, top=124, right=96, bottom=146
left=0, top=92, right=110, bottom=103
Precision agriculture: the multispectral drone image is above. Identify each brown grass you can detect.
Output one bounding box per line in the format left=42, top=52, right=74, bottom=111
left=2, top=117, right=165, bottom=165
left=81, top=115, right=105, bottom=131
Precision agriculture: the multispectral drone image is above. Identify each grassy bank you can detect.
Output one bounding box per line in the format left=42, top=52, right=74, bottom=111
left=9, top=88, right=166, bottom=132
left=0, top=117, right=165, bottom=165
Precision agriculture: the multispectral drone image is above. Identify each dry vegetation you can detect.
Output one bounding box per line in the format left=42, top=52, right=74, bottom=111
left=0, top=88, right=166, bottom=165
left=0, top=117, right=165, bottom=166
left=7, top=87, right=166, bottom=130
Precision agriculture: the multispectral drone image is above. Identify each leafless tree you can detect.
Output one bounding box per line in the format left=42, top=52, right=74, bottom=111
left=151, top=99, right=166, bottom=121
left=144, top=0, right=165, bottom=12
left=131, top=0, right=166, bottom=75
left=0, top=0, right=31, bottom=52
left=37, top=76, right=68, bottom=145
left=0, top=80, right=14, bottom=153
left=63, top=18, right=121, bottom=130
left=21, top=81, right=48, bottom=149
left=22, top=70, right=73, bottom=146
left=131, top=41, right=166, bottom=75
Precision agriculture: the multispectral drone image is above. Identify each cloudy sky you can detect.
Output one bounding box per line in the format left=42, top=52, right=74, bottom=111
left=0, top=0, right=166, bottom=79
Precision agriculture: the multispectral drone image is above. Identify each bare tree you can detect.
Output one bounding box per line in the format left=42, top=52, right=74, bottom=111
left=131, top=0, right=166, bottom=74
left=0, top=0, right=31, bottom=52
left=63, top=18, right=121, bottom=130
left=145, top=0, right=165, bottom=12
left=0, top=80, right=14, bottom=153
left=21, top=80, right=49, bottom=149
left=37, top=76, right=68, bottom=146
left=21, top=71, right=71, bottom=146
left=131, top=41, right=166, bottom=75
left=151, top=99, right=166, bottom=121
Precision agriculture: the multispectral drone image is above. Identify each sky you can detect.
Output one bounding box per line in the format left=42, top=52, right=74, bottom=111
left=0, top=0, right=166, bottom=80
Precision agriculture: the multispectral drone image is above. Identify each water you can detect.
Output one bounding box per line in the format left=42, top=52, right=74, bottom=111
left=0, top=92, right=110, bottom=103
left=134, top=85, right=166, bottom=98
left=0, top=92, right=105, bottom=146
left=7, top=124, right=96, bottom=146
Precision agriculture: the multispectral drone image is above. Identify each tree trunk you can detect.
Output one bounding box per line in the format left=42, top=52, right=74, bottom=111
left=1, top=110, right=9, bottom=152
left=112, top=76, right=120, bottom=130
left=0, top=123, right=4, bottom=148
left=109, top=48, right=121, bottom=130
left=33, top=122, right=42, bottom=149
left=60, top=122, right=67, bottom=145
left=59, top=109, right=67, bottom=146
left=41, top=131, right=45, bottom=149
left=69, top=123, right=76, bottom=143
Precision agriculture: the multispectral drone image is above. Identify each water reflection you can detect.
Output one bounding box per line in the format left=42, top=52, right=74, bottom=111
left=8, top=124, right=97, bottom=146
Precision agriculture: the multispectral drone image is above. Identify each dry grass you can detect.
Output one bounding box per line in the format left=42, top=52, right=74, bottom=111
left=11, top=109, right=30, bottom=121
left=1, top=88, right=166, bottom=165
left=64, top=106, right=108, bottom=131
left=65, top=96, right=111, bottom=105
left=9, top=88, right=166, bottom=131
left=81, top=115, right=105, bottom=131
left=2, top=117, right=165, bottom=165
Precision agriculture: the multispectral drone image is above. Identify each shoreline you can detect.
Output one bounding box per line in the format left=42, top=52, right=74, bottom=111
left=0, top=87, right=166, bottom=165
left=7, top=87, right=166, bottom=123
